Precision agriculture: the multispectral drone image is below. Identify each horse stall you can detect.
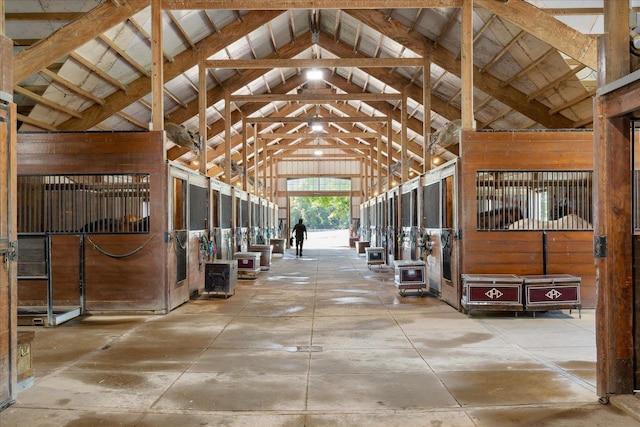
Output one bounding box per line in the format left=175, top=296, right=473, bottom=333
left=375, top=194, right=387, bottom=259
left=215, top=181, right=234, bottom=260
left=234, top=188, right=249, bottom=253
left=16, top=131, right=170, bottom=318
left=458, top=130, right=596, bottom=311
left=420, top=159, right=460, bottom=301
left=400, top=177, right=421, bottom=261
left=386, top=186, right=400, bottom=264
left=168, top=163, right=212, bottom=300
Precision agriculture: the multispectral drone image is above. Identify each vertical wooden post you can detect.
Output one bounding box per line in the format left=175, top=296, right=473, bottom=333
left=254, top=125, right=259, bottom=195
left=0, top=0, right=5, bottom=36
left=401, top=88, right=408, bottom=183
left=387, top=118, right=393, bottom=189
left=151, top=0, right=164, bottom=134
left=593, top=2, right=634, bottom=399
left=461, top=0, right=474, bottom=130
left=376, top=136, right=382, bottom=195
left=261, top=149, right=267, bottom=199
left=423, top=42, right=432, bottom=172
left=241, top=117, right=248, bottom=191
left=198, top=50, right=207, bottom=175
left=270, top=156, right=275, bottom=201
left=604, top=0, right=630, bottom=81
left=224, top=90, right=231, bottom=185
left=594, top=98, right=634, bottom=398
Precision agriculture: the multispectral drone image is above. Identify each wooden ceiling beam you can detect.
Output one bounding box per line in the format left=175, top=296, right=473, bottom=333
left=475, top=0, right=598, bottom=70
left=230, top=92, right=404, bottom=103
left=260, top=132, right=378, bottom=139
left=98, top=34, right=150, bottom=77
left=14, top=0, right=149, bottom=83
left=204, top=57, right=424, bottom=69
left=13, top=85, right=83, bottom=119
left=128, top=17, right=175, bottom=63
left=343, top=9, right=575, bottom=129
left=247, top=115, right=387, bottom=124
left=56, top=10, right=283, bottom=131
left=542, top=8, right=640, bottom=16
left=167, top=10, right=197, bottom=50
left=5, top=13, right=85, bottom=21
left=39, top=68, right=106, bottom=106
left=69, top=52, right=128, bottom=92
left=160, top=0, right=463, bottom=10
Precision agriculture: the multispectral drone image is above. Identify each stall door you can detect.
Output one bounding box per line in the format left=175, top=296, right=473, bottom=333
left=0, top=102, right=17, bottom=409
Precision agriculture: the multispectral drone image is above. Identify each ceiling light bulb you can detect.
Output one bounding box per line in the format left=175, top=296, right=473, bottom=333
left=307, top=69, right=323, bottom=80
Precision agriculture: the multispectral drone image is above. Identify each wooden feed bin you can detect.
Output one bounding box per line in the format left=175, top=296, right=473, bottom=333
left=521, top=274, right=581, bottom=317
left=461, top=274, right=523, bottom=315
left=249, top=244, right=272, bottom=270
left=270, top=238, right=285, bottom=254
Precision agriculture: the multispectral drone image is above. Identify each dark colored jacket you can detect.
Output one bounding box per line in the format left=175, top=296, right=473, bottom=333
left=293, top=223, right=307, bottom=240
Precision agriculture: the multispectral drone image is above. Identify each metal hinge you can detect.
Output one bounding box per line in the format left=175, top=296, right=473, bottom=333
left=594, top=235, right=607, bottom=258
left=0, top=240, right=17, bottom=263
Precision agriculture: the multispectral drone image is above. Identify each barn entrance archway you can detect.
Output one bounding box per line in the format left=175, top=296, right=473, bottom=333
left=287, top=177, right=352, bottom=249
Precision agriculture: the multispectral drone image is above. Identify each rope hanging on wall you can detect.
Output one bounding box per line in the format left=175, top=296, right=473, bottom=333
left=86, top=235, right=154, bottom=258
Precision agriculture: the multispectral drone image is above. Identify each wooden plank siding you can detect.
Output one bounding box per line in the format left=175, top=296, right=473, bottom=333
left=459, top=130, right=596, bottom=308
left=17, top=131, right=170, bottom=313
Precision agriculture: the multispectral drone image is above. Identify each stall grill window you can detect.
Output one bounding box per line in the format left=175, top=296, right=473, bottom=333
left=476, top=170, right=593, bottom=231
left=18, top=174, right=150, bottom=234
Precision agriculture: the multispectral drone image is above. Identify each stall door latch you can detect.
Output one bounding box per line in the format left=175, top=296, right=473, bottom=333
left=594, top=235, right=607, bottom=258
left=0, top=239, right=17, bottom=264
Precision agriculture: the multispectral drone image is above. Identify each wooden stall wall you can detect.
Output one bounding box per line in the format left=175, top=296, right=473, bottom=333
left=460, top=130, right=596, bottom=308
left=0, top=33, right=17, bottom=409
left=17, top=131, right=168, bottom=313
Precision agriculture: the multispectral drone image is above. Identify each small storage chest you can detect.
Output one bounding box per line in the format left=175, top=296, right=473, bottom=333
left=394, top=260, right=426, bottom=296
left=204, top=261, right=237, bottom=298
left=365, top=247, right=385, bottom=268
left=234, top=251, right=262, bottom=279
left=461, top=274, right=523, bottom=315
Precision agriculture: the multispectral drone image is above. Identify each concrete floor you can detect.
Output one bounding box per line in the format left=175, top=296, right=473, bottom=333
left=3, top=246, right=640, bottom=426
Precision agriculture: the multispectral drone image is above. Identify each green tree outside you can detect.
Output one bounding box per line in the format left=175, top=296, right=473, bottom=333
left=290, top=196, right=350, bottom=230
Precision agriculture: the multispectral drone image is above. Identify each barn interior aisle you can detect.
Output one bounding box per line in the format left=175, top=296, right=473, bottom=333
left=2, top=248, right=636, bottom=426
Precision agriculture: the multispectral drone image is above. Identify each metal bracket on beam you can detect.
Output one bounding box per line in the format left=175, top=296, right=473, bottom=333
left=0, top=91, right=13, bottom=104
left=594, top=235, right=607, bottom=258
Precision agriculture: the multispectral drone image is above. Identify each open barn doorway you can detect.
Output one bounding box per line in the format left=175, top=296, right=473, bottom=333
left=289, top=195, right=350, bottom=249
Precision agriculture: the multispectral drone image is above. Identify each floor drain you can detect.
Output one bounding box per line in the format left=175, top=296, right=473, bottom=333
left=296, top=345, right=323, bottom=352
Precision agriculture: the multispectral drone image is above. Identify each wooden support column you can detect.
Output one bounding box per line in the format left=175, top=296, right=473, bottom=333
left=367, top=146, right=374, bottom=199
left=594, top=98, right=633, bottom=398
left=387, top=118, right=393, bottom=189
left=224, top=90, right=231, bottom=185
left=376, top=137, right=382, bottom=195
left=603, top=0, right=630, bottom=82
left=1, top=0, right=5, bottom=36
left=198, top=50, right=207, bottom=174
left=253, top=125, right=259, bottom=195
left=594, top=3, right=634, bottom=398
left=461, top=0, right=474, bottom=130
left=272, top=158, right=278, bottom=202
left=241, top=117, right=248, bottom=190
left=401, top=88, right=408, bottom=183
left=151, top=0, right=163, bottom=133
left=423, top=42, right=433, bottom=172
left=261, top=149, right=267, bottom=198
left=361, top=158, right=367, bottom=199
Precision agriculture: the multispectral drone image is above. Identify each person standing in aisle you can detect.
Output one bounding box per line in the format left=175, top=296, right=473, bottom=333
left=292, top=218, right=308, bottom=257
